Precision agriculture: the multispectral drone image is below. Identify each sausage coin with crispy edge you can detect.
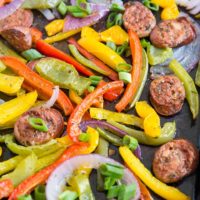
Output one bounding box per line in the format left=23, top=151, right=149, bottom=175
left=1, top=26, right=32, bottom=52
left=14, top=107, right=64, bottom=146
left=150, top=17, right=196, bottom=48
left=0, top=8, right=33, bottom=33
left=153, top=139, right=199, bottom=183
left=150, top=75, right=185, bottom=116
left=123, top=1, right=156, bottom=38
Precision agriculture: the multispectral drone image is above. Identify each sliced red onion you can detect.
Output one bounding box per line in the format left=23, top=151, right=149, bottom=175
left=51, top=8, right=62, bottom=19
left=38, top=9, right=55, bottom=21
left=46, top=154, right=140, bottom=200
left=42, top=86, right=59, bottom=108
left=80, top=120, right=142, bottom=160
left=63, top=3, right=109, bottom=32
left=0, top=0, right=25, bottom=20
left=176, top=0, right=200, bottom=15
left=151, top=13, right=200, bottom=78
left=88, top=0, right=123, bottom=8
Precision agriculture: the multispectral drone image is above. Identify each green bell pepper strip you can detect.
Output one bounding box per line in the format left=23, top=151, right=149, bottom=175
left=169, top=59, right=199, bottom=119
left=5, top=135, right=64, bottom=158
left=128, top=49, right=149, bottom=109
left=107, top=120, right=176, bottom=146
left=68, top=44, right=108, bottom=75
left=0, top=41, right=26, bottom=63
left=57, top=1, right=68, bottom=16
left=89, top=107, right=144, bottom=129
left=118, top=183, right=136, bottom=200
left=97, top=128, right=123, bottom=146
left=17, top=194, right=33, bottom=200
left=22, top=0, right=61, bottom=9
left=34, top=185, right=46, bottom=200
left=95, top=137, right=109, bottom=157
left=35, top=148, right=65, bottom=172
left=35, top=58, right=91, bottom=96
left=195, top=61, right=200, bottom=87
left=147, top=45, right=173, bottom=66
left=1, top=153, right=37, bottom=186
left=0, top=156, right=25, bottom=176
left=59, top=189, right=78, bottom=200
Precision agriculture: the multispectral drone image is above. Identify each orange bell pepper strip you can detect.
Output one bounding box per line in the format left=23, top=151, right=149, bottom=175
left=8, top=143, right=89, bottom=200
left=0, top=56, right=73, bottom=116
left=67, top=81, right=124, bottom=142
left=0, top=0, right=12, bottom=7
left=30, top=27, right=43, bottom=44
left=36, top=40, right=94, bottom=77
left=0, top=179, right=14, bottom=199
left=68, top=37, right=118, bottom=81
left=115, top=30, right=142, bottom=112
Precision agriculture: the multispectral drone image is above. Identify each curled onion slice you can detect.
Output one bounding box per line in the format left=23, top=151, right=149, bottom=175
left=46, top=154, right=140, bottom=200
left=38, top=9, right=55, bottom=21
left=42, top=85, right=59, bottom=108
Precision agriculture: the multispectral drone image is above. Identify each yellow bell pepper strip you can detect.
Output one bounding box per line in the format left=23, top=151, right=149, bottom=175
left=0, top=146, right=2, bottom=157
left=0, top=56, right=74, bottom=116
left=44, top=29, right=81, bottom=44
left=69, top=89, right=83, bottom=105
left=100, top=25, right=129, bottom=45
left=151, top=0, right=175, bottom=8
left=0, top=73, right=24, bottom=96
left=90, top=107, right=143, bottom=129
left=0, top=156, right=24, bottom=176
left=115, top=30, right=143, bottom=112
left=108, top=120, right=176, bottom=146
left=78, top=38, right=128, bottom=72
left=169, top=59, right=199, bottom=119
left=119, top=146, right=190, bottom=200
left=56, top=134, right=74, bottom=146
left=0, top=179, right=14, bottom=199
left=81, top=26, right=101, bottom=41
left=2, top=153, right=37, bottom=187
left=67, top=81, right=124, bottom=142
left=45, top=19, right=64, bottom=37
left=161, top=3, right=180, bottom=20
left=8, top=134, right=98, bottom=199
left=0, top=91, right=37, bottom=127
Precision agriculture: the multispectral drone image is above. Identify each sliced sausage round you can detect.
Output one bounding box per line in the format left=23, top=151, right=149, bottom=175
left=150, top=75, right=185, bottom=116
left=1, top=26, right=32, bottom=52
left=0, top=8, right=33, bottom=33
left=123, top=1, right=156, bottom=38
left=150, top=17, right=196, bottom=48
left=14, top=107, right=64, bottom=146
left=153, top=139, right=199, bottom=183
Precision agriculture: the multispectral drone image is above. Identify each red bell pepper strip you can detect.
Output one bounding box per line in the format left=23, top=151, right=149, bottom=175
left=115, top=30, right=142, bottom=112
left=0, top=56, right=73, bottom=116
left=8, top=143, right=88, bottom=200
left=36, top=40, right=94, bottom=77
left=0, top=179, right=14, bottom=199
left=68, top=37, right=118, bottom=81
left=67, top=81, right=124, bottom=142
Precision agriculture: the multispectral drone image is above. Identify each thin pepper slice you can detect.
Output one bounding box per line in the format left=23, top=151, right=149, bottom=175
left=67, top=81, right=124, bottom=142
left=0, top=56, right=73, bottom=116
left=115, top=30, right=143, bottom=112
left=45, top=19, right=64, bottom=37
left=169, top=59, right=199, bottom=119
left=119, top=146, right=190, bottom=200
left=0, top=179, right=14, bottom=199
left=36, top=40, right=94, bottom=77
left=8, top=132, right=99, bottom=199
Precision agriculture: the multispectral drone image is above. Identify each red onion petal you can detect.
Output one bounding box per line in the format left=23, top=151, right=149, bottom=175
left=0, top=0, right=25, bottom=20
left=42, top=86, right=59, bottom=108
left=63, top=3, right=109, bottom=32
left=38, top=9, right=55, bottom=21
left=27, top=60, right=40, bottom=71
left=46, top=154, right=140, bottom=200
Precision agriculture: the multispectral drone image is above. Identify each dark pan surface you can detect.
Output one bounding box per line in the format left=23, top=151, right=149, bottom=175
left=0, top=1, right=200, bottom=199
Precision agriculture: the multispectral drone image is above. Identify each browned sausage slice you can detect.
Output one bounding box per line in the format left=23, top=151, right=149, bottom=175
left=123, top=1, right=156, bottom=38
left=0, top=8, right=33, bottom=32
left=153, top=139, right=199, bottom=183
left=150, top=75, right=185, bottom=116
left=1, top=26, right=32, bottom=52
left=150, top=17, right=196, bottom=48
left=14, top=107, right=64, bottom=146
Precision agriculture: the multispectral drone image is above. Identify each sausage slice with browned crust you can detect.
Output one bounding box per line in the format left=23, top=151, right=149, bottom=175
left=14, top=107, right=64, bottom=146
left=123, top=1, right=156, bottom=38
left=153, top=139, right=199, bottom=183
left=150, top=75, right=185, bottom=116
left=150, top=17, right=196, bottom=48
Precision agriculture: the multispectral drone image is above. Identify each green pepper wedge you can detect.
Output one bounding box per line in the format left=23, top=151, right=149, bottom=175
left=107, top=120, right=176, bottom=146
left=1, top=153, right=37, bottom=186
left=35, top=58, right=91, bottom=96
left=169, top=59, right=199, bottom=119
left=128, top=49, right=149, bottom=109
left=195, top=61, right=200, bottom=87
